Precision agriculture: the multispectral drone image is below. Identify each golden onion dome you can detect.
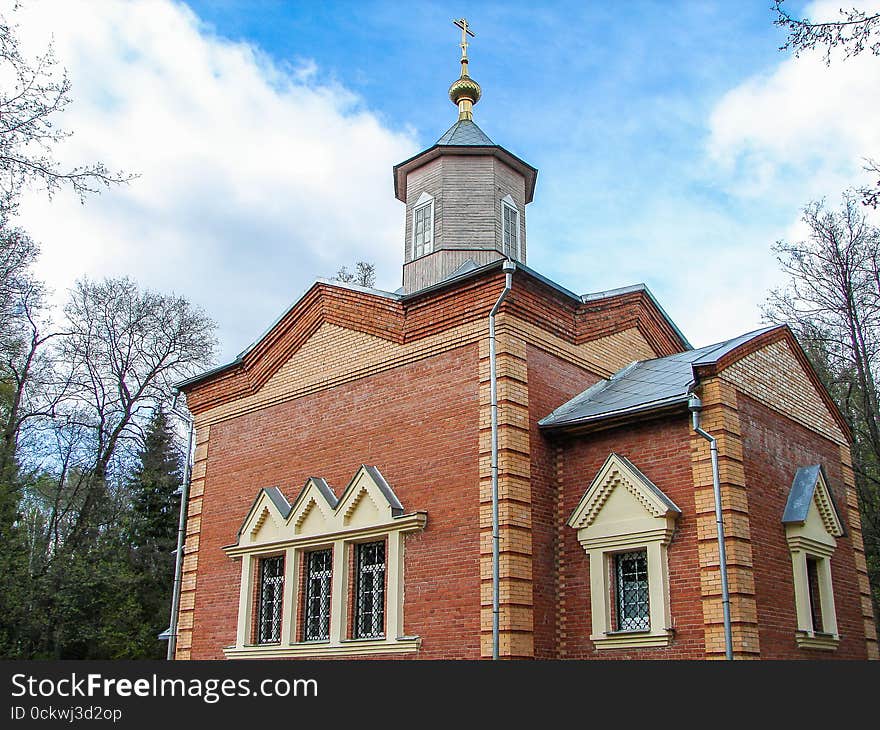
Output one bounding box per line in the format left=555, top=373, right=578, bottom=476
left=448, top=71, right=482, bottom=106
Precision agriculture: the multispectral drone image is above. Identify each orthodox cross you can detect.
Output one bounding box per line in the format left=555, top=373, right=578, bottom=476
left=453, top=18, right=475, bottom=60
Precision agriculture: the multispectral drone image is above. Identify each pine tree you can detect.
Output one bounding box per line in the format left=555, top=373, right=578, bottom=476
left=120, top=405, right=183, bottom=658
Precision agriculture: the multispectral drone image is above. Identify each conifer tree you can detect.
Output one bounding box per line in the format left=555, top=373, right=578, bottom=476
left=121, top=406, right=183, bottom=658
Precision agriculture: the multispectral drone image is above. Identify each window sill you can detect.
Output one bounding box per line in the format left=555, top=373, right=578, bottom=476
left=591, top=629, right=674, bottom=650
left=224, top=636, right=420, bottom=659
left=795, top=632, right=839, bottom=651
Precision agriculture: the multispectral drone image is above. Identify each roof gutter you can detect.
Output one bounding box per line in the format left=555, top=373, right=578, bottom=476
left=489, top=259, right=515, bottom=660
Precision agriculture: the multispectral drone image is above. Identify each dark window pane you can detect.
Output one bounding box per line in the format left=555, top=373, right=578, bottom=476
left=807, top=557, right=824, bottom=633
left=257, top=555, right=284, bottom=644
left=614, top=550, right=650, bottom=632
left=303, top=549, right=332, bottom=641
left=354, top=541, right=386, bottom=639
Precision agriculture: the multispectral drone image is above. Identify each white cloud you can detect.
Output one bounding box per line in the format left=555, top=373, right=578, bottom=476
left=706, top=0, right=880, bottom=206
left=10, top=0, right=417, bottom=362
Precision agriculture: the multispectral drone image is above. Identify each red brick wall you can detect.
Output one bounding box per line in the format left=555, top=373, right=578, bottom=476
left=526, top=345, right=601, bottom=658
left=738, top=393, right=868, bottom=659
left=555, top=416, right=706, bottom=659
left=189, top=344, right=482, bottom=659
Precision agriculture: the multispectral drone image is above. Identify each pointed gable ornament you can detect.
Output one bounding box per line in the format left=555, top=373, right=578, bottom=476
left=231, top=465, right=424, bottom=552
left=568, top=452, right=681, bottom=544
left=782, top=464, right=845, bottom=551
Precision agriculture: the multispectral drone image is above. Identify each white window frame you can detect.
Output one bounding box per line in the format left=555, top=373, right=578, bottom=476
left=568, top=453, right=679, bottom=650
left=500, top=194, right=520, bottom=261
left=411, top=192, right=434, bottom=260
left=226, top=467, right=426, bottom=658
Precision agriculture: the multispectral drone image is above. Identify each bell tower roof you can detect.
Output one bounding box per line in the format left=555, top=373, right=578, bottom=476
left=436, top=119, right=494, bottom=146
left=393, top=19, right=539, bottom=293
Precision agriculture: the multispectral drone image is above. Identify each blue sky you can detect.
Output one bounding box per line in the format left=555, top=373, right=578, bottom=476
left=11, top=0, right=880, bottom=363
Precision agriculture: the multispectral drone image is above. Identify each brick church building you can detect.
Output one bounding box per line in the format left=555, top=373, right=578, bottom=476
left=170, top=26, right=877, bottom=660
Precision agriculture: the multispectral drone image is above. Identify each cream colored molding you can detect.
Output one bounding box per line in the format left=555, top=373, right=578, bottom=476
left=784, top=480, right=841, bottom=650
left=224, top=636, right=421, bottom=659
left=794, top=632, right=840, bottom=651
left=225, top=466, right=426, bottom=659
left=569, top=453, right=680, bottom=650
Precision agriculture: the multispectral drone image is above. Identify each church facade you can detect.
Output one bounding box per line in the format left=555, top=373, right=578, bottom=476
left=172, top=29, right=878, bottom=660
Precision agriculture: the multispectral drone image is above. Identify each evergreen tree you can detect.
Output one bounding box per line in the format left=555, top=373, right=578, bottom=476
left=120, top=406, right=183, bottom=658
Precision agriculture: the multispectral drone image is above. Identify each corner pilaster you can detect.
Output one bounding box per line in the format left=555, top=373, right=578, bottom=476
left=690, top=378, right=760, bottom=658
left=174, top=422, right=210, bottom=660
left=479, top=318, right=533, bottom=658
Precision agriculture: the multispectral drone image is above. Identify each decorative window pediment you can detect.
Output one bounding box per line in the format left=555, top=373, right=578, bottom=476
left=782, top=464, right=845, bottom=547
left=235, top=466, right=410, bottom=549
left=569, top=453, right=680, bottom=650
left=225, top=466, right=426, bottom=659
left=568, top=452, right=681, bottom=544
left=782, top=465, right=844, bottom=651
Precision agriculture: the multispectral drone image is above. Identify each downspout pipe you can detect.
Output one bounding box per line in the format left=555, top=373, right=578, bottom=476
left=489, top=259, right=516, bottom=660
left=689, top=393, right=734, bottom=660
left=165, top=392, right=195, bottom=661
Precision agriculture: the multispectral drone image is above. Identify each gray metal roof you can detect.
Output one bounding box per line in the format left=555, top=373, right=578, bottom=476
left=263, top=485, right=293, bottom=517
left=237, top=486, right=292, bottom=537
left=436, top=119, right=495, bottom=146
left=306, top=477, right=338, bottom=510
left=782, top=463, right=846, bottom=535
left=362, top=465, right=404, bottom=516
left=539, top=325, right=781, bottom=429
left=782, top=465, right=823, bottom=524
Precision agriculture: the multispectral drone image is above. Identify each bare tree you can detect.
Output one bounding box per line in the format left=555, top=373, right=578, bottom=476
left=52, top=276, right=216, bottom=541
left=773, top=1, right=880, bottom=207
left=774, top=1, right=880, bottom=62
left=0, top=5, right=134, bottom=216
left=764, top=191, right=880, bottom=617
left=333, top=261, right=376, bottom=288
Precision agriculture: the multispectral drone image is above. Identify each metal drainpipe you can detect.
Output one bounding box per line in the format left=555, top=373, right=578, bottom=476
left=490, top=259, right=516, bottom=660
left=166, top=393, right=195, bottom=660
left=689, top=393, right=734, bottom=660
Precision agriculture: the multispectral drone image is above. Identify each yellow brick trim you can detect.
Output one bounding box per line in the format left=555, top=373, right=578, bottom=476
left=690, top=383, right=760, bottom=656
left=195, top=313, right=658, bottom=429
left=721, top=339, right=846, bottom=445
left=174, top=425, right=209, bottom=661
left=500, top=319, right=657, bottom=378
left=479, top=333, right=534, bottom=658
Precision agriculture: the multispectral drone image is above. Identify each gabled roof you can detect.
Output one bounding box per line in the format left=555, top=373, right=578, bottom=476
left=175, top=258, right=691, bottom=408
left=540, top=325, right=780, bottom=431
left=783, top=464, right=846, bottom=537
left=436, top=119, right=494, bottom=146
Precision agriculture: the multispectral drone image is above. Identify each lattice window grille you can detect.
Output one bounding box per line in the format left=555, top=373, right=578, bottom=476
left=256, top=555, right=284, bottom=644
left=303, top=549, right=333, bottom=642
left=614, top=550, right=650, bottom=632
left=354, top=541, right=386, bottom=639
